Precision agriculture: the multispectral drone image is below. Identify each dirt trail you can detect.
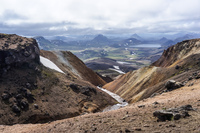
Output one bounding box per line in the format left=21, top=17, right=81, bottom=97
left=1, top=79, right=200, bottom=133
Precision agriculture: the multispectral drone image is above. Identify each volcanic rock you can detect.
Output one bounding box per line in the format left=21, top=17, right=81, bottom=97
left=1, top=93, right=10, bottom=100
left=153, top=105, right=193, bottom=121
left=165, top=80, right=184, bottom=91
left=12, top=104, right=21, bottom=113
left=0, top=33, right=40, bottom=74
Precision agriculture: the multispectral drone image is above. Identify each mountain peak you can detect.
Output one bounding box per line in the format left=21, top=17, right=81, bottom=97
left=130, top=33, right=143, bottom=40
left=92, top=34, right=110, bottom=43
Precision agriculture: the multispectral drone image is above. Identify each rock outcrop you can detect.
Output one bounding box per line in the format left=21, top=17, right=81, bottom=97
left=153, top=105, right=193, bottom=121
left=165, top=80, right=184, bottom=91
left=0, top=33, right=40, bottom=74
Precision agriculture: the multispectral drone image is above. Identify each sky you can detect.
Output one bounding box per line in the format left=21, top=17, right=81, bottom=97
left=0, top=0, right=200, bottom=36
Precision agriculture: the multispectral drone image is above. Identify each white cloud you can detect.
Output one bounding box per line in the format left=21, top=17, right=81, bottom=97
left=0, top=0, right=200, bottom=35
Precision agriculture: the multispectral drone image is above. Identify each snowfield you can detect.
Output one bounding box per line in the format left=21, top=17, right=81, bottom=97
left=40, top=56, right=65, bottom=74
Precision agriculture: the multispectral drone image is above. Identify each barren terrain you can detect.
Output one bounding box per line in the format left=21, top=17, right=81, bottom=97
left=1, top=78, right=200, bottom=133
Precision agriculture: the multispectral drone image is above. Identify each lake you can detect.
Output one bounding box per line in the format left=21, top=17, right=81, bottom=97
left=130, top=44, right=161, bottom=48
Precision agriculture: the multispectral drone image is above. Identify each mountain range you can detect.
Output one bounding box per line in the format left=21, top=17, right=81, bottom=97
left=35, top=33, right=200, bottom=50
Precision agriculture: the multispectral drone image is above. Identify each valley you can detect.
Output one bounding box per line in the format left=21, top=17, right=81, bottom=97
left=0, top=33, right=200, bottom=133
left=1, top=0, right=200, bottom=132
left=35, top=33, right=200, bottom=80
left=35, top=34, right=172, bottom=78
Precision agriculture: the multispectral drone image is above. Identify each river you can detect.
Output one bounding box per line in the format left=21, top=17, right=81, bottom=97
left=97, top=87, right=128, bottom=112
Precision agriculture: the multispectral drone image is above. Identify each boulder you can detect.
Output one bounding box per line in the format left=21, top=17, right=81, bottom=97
left=80, top=86, right=97, bottom=96
left=1, top=93, right=10, bottom=100
left=165, top=80, right=176, bottom=89
left=70, top=84, right=97, bottom=96
left=20, top=100, right=29, bottom=109
left=175, top=65, right=180, bottom=69
left=165, top=80, right=184, bottom=90
left=70, top=84, right=80, bottom=93
left=138, top=105, right=145, bottom=108
left=195, top=73, right=200, bottom=79
left=12, top=104, right=21, bottom=113
left=34, top=104, right=39, bottom=109
left=15, top=94, right=23, bottom=101
left=153, top=105, right=193, bottom=121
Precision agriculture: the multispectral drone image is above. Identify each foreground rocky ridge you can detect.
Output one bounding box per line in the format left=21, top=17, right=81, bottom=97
left=0, top=34, right=116, bottom=125
left=1, top=78, right=200, bottom=132
left=104, top=38, right=200, bottom=103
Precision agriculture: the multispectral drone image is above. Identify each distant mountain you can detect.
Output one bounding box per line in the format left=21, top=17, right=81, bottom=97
left=158, top=37, right=169, bottom=43
left=162, top=40, right=175, bottom=47
left=122, top=38, right=142, bottom=45
left=174, top=34, right=194, bottom=43
left=79, top=35, right=96, bottom=40
left=34, top=36, right=79, bottom=50
left=130, top=33, right=143, bottom=40
left=34, top=36, right=51, bottom=44
left=51, top=39, right=68, bottom=46
left=91, top=34, right=110, bottom=43
left=51, top=36, right=69, bottom=41
left=34, top=36, right=53, bottom=50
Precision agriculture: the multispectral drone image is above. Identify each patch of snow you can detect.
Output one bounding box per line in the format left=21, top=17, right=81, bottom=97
left=109, top=68, right=125, bottom=74
left=117, top=61, right=131, bottom=65
left=97, top=87, right=128, bottom=112
left=40, top=56, right=65, bottom=74
left=113, top=65, right=120, bottom=70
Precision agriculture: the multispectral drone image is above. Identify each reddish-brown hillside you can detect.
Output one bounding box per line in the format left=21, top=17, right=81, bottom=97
left=104, top=39, right=200, bottom=103
left=40, top=50, right=106, bottom=86
left=0, top=33, right=116, bottom=125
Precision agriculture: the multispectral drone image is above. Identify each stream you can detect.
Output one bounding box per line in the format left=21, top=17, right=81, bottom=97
left=97, top=87, right=128, bottom=112
left=39, top=57, right=128, bottom=112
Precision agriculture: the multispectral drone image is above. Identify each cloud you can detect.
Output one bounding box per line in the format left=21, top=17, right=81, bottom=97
left=0, top=0, right=200, bottom=36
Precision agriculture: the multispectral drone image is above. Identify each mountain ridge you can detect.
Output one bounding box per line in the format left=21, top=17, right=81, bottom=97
left=104, top=38, right=200, bottom=103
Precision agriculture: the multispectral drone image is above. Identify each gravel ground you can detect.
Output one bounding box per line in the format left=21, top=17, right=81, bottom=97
left=1, top=79, right=200, bottom=133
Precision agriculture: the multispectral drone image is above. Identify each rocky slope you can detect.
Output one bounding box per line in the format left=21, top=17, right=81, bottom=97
left=40, top=50, right=107, bottom=86
left=0, top=33, right=116, bottom=125
left=104, top=38, right=200, bottom=103
left=1, top=77, right=200, bottom=132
